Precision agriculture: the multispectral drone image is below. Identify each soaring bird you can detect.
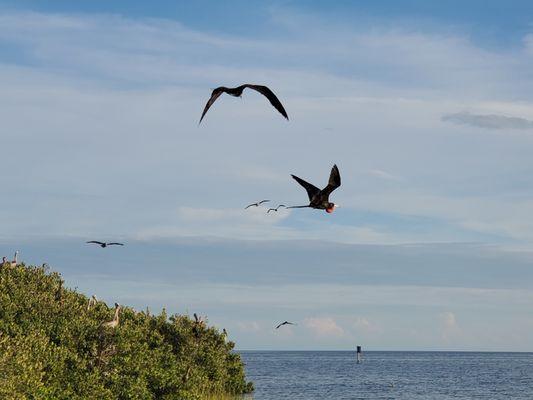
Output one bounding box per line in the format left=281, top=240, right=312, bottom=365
left=199, top=84, right=288, bottom=123
left=267, top=205, right=286, bottom=213
left=245, top=200, right=270, bottom=209
left=288, top=164, right=341, bottom=213
left=275, top=321, right=296, bottom=329
left=86, top=241, right=124, bottom=248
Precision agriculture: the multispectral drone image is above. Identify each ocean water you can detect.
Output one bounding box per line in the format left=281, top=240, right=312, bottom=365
left=238, top=351, right=533, bottom=399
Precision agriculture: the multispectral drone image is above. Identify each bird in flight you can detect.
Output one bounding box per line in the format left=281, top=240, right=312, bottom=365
left=86, top=241, right=124, bottom=248
left=275, top=321, right=296, bottom=329
left=199, top=84, right=289, bottom=124
left=288, top=164, right=341, bottom=213
left=245, top=200, right=270, bottom=209
left=267, top=204, right=286, bottom=213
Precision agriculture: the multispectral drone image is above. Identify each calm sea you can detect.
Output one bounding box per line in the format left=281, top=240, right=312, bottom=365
left=238, top=351, right=533, bottom=399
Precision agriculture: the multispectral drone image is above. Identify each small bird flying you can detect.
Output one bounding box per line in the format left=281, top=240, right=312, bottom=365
left=288, top=164, right=341, bottom=213
left=86, top=241, right=124, bottom=248
left=245, top=200, right=270, bottom=209
left=199, top=84, right=289, bottom=123
left=275, top=321, right=296, bottom=329
left=267, top=205, right=286, bottom=213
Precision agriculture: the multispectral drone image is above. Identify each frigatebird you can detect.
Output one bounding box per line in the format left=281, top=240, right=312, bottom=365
left=199, top=84, right=288, bottom=123
left=288, top=164, right=341, bottom=213
left=245, top=200, right=270, bottom=209
left=86, top=241, right=124, bottom=248
left=275, top=321, right=296, bottom=329
left=267, top=205, right=286, bottom=213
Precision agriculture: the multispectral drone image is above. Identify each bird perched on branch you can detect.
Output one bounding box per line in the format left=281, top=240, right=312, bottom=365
left=288, top=164, right=341, bottom=213
left=86, top=241, right=124, bottom=248
left=100, top=303, right=121, bottom=329
left=199, top=84, right=288, bottom=123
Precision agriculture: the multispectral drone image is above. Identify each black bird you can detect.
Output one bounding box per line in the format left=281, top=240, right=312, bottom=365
left=288, top=164, right=341, bottom=213
left=245, top=199, right=270, bottom=209
left=267, top=204, right=286, bottom=213
left=275, top=321, right=296, bottom=329
left=86, top=241, right=124, bottom=248
left=199, top=84, right=289, bottom=123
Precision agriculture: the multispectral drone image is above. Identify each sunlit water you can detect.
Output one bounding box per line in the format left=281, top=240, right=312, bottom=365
left=238, top=351, right=533, bottom=399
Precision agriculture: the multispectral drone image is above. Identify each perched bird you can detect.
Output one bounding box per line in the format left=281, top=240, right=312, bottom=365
left=288, top=164, right=341, bottom=213
left=199, top=84, right=289, bottom=123
left=10, top=251, right=18, bottom=267
left=100, top=303, right=121, bottom=329
left=86, top=241, right=124, bottom=248
left=275, top=321, right=296, bottom=329
left=87, top=295, right=98, bottom=311
left=267, top=205, right=286, bottom=213
left=245, top=200, right=270, bottom=209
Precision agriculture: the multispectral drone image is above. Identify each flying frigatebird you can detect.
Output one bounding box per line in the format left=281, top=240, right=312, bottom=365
left=86, top=241, right=124, bottom=248
left=199, top=84, right=289, bottom=123
left=275, top=321, right=296, bottom=329
left=245, top=200, right=270, bottom=209
left=288, top=164, right=341, bottom=213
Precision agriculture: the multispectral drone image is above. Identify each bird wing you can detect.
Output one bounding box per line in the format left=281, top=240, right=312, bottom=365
left=87, top=241, right=104, bottom=245
left=275, top=323, right=283, bottom=329
left=291, top=174, right=320, bottom=201
left=321, top=164, right=341, bottom=196
left=244, top=85, right=289, bottom=120
left=258, top=200, right=270, bottom=205
left=199, top=87, right=225, bottom=124
left=267, top=208, right=274, bottom=213
left=244, top=203, right=256, bottom=209
left=107, top=243, right=124, bottom=246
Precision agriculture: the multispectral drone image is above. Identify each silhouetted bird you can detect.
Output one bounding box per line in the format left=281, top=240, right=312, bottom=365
left=245, top=200, right=270, bottom=209
left=199, top=84, right=288, bottom=123
left=275, top=321, right=296, bottom=329
left=267, top=205, right=286, bottom=213
left=288, top=164, right=341, bottom=213
left=86, top=241, right=124, bottom=248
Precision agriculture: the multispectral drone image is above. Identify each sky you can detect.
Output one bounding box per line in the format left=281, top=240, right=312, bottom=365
left=1, top=0, right=533, bottom=350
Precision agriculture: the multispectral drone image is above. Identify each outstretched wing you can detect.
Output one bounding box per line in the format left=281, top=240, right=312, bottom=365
left=107, top=242, right=124, bottom=246
left=86, top=241, right=104, bottom=245
left=244, top=85, right=289, bottom=120
left=291, top=174, right=320, bottom=201
left=199, top=87, right=225, bottom=124
left=321, top=164, right=341, bottom=196
left=244, top=203, right=256, bottom=209
left=275, top=322, right=283, bottom=329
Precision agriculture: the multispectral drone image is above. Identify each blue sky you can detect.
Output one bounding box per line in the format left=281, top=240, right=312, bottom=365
left=1, top=0, right=533, bottom=350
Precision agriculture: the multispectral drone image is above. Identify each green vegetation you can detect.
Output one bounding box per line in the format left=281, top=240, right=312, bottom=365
left=0, top=262, right=253, bottom=399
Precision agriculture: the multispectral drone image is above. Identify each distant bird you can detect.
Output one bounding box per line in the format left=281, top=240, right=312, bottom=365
left=10, top=251, right=18, bottom=267
left=100, top=303, right=121, bottom=329
left=87, top=295, right=98, bottom=311
left=199, top=84, right=289, bottom=123
left=222, top=328, right=228, bottom=343
left=267, top=204, right=286, bottom=213
left=288, top=164, right=341, bottom=213
left=245, top=200, right=270, bottom=209
left=275, top=321, right=296, bottom=329
left=86, top=241, right=124, bottom=248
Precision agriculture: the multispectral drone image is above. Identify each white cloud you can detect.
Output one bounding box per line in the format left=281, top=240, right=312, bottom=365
left=442, top=111, right=533, bottom=130
left=440, top=311, right=461, bottom=343
left=304, top=317, right=345, bottom=337
left=353, top=317, right=382, bottom=335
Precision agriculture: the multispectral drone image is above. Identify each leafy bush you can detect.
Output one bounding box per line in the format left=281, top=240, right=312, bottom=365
left=0, top=263, right=253, bottom=399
